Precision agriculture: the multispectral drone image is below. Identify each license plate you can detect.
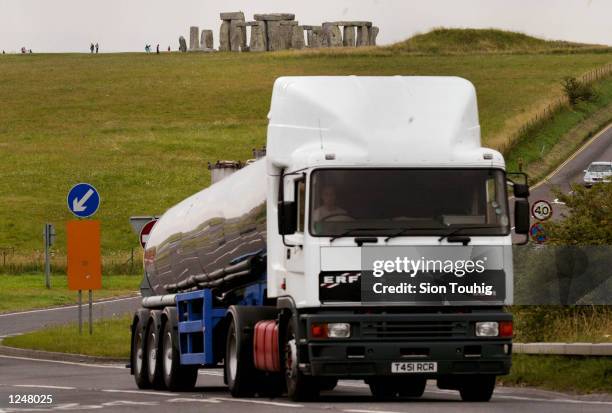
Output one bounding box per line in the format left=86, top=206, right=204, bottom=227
left=391, top=361, right=437, bottom=373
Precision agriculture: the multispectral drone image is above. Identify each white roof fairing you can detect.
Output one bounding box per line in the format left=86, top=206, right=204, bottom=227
left=266, top=76, right=503, bottom=171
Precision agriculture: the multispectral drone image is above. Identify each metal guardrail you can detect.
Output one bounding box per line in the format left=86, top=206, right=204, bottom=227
left=514, top=342, right=612, bottom=356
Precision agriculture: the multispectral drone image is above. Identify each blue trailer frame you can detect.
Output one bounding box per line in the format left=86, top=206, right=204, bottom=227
left=176, top=280, right=267, bottom=366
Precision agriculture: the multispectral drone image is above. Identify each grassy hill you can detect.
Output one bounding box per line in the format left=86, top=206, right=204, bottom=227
left=388, top=28, right=610, bottom=54
left=1, top=29, right=611, bottom=255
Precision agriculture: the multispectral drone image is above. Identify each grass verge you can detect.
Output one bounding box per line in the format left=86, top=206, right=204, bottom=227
left=0, top=274, right=140, bottom=313
left=499, top=354, right=612, bottom=394
left=3, top=314, right=131, bottom=359
left=505, top=76, right=612, bottom=182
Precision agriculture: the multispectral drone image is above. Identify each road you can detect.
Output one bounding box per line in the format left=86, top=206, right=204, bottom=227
left=0, top=296, right=141, bottom=338
left=0, top=355, right=610, bottom=412
left=528, top=123, right=612, bottom=220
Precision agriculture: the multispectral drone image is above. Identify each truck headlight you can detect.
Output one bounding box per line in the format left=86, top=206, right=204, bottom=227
left=311, top=323, right=351, bottom=338
left=475, top=321, right=499, bottom=337
left=327, top=323, right=351, bottom=338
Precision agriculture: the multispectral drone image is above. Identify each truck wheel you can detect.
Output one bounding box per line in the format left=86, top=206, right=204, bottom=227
left=459, top=375, right=496, bottom=402
left=132, top=316, right=151, bottom=389
left=146, top=320, right=165, bottom=389
left=367, top=378, right=397, bottom=400
left=397, top=377, right=426, bottom=398
left=225, top=316, right=257, bottom=397
left=319, top=378, right=338, bottom=392
left=284, top=321, right=318, bottom=401
left=161, top=319, right=198, bottom=391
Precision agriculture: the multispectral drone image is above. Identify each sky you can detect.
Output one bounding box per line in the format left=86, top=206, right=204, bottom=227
left=0, top=0, right=609, bottom=53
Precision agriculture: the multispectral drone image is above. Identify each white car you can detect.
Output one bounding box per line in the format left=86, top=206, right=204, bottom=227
left=583, top=161, right=612, bottom=187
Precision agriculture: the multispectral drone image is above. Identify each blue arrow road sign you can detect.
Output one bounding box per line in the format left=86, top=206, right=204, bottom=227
left=67, top=183, right=100, bottom=218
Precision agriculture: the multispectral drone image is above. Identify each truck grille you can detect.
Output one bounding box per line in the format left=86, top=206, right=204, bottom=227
left=361, top=320, right=469, bottom=340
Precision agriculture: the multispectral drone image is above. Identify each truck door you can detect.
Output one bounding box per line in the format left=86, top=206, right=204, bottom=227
left=284, top=177, right=305, bottom=276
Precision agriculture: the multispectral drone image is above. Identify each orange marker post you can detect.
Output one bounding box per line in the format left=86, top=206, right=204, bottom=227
left=67, top=220, right=102, bottom=334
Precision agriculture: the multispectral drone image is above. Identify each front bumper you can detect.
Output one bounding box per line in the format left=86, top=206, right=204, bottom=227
left=299, top=311, right=512, bottom=378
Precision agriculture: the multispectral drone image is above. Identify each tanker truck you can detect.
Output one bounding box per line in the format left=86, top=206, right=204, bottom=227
left=130, top=76, right=531, bottom=402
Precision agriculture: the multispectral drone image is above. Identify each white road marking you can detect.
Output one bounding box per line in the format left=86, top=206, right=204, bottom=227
left=0, top=296, right=140, bottom=318
left=14, top=384, right=76, bottom=390
left=0, top=354, right=124, bottom=369
left=215, top=397, right=303, bottom=408
left=102, top=400, right=158, bottom=407
left=345, top=410, right=404, bottom=413
left=101, top=389, right=178, bottom=397
left=167, top=397, right=221, bottom=404
left=198, top=370, right=223, bottom=376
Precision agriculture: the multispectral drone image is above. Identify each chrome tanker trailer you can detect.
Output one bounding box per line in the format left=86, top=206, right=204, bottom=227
left=130, top=76, right=530, bottom=401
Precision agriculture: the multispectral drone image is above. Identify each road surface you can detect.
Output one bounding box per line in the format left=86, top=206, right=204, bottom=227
left=529, top=123, right=612, bottom=220
left=0, top=355, right=610, bottom=412
left=0, top=296, right=141, bottom=338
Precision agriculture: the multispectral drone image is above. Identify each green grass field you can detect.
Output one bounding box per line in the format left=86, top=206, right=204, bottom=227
left=0, top=274, right=140, bottom=313
left=1, top=29, right=611, bottom=253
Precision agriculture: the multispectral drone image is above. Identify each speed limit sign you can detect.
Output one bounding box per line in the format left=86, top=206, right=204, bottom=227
left=531, top=200, right=553, bottom=221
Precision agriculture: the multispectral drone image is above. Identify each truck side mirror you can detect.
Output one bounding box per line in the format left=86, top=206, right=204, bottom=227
left=278, top=201, right=297, bottom=235
left=514, top=199, right=530, bottom=235
left=513, top=183, right=529, bottom=198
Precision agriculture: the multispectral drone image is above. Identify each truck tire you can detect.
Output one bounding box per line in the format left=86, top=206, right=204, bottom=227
left=146, top=317, right=165, bottom=389
left=459, top=375, right=496, bottom=402
left=131, top=315, right=151, bottom=389
left=397, top=377, right=426, bottom=398
left=367, top=378, right=397, bottom=400
left=225, top=315, right=257, bottom=397
left=319, top=378, right=338, bottom=392
left=283, top=320, right=319, bottom=401
left=161, top=316, right=198, bottom=391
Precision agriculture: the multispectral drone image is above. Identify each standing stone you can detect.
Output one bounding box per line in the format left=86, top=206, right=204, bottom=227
left=343, top=26, right=356, bottom=47
left=311, top=27, right=324, bottom=48
left=230, top=21, right=244, bottom=51
left=369, top=26, right=379, bottom=46
left=356, top=25, right=370, bottom=47
left=178, top=36, right=187, bottom=52
left=219, top=21, right=230, bottom=51
left=279, top=21, right=298, bottom=50
left=291, top=26, right=305, bottom=50
left=200, top=30, right=214, bottom=50
left=189, top=26, right=199, bottom=50
left=322, top=23, right=342, bottom=47
left=265, top=20, right=282, bottom=51
left=249, top=21, right=267, bottom=52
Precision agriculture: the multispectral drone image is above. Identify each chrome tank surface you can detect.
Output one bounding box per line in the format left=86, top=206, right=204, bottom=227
left=143, top=159, right=267, bottom=295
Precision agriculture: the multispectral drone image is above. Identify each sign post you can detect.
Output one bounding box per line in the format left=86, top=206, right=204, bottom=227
left=66, top=183, right=101, bottom=335
left=43, top=223, right=55, bottom=289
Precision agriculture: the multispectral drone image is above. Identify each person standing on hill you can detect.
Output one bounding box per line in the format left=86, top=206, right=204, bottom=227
left=95, top=43, right=99, bottom=53
left=156, top=44, right=160, bottom=54
left=90, top=43, right=94, bottom=53
left=167, top=45, right=171, bottom=52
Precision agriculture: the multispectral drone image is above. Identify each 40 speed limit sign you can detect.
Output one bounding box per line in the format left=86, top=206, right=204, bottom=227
left=531, top=200, right=553, bottom=221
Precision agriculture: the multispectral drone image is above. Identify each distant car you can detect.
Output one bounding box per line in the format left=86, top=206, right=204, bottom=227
left=583, top=161, right=612, bottom=187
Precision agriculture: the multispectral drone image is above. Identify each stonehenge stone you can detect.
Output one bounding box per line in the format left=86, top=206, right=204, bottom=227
left=322, top=23, right=342, bottom=47
left=291, top=26, right=305, bottom=49
left=279, top=21, right=298, bottom=50
left=230, top=20, right=245, bottom=51
left=343, top=26, right=356, bottom=47
left=254, top=13, right=295, bottom=21
left=189, top=26, right=199, bottom=50
left=265, top=20, right=282, bottom=51
left=220, top=11, right=245, bottom=21
left=356, top=25, right=370, bottom=47
left=219, top=20, right=230, bottom=51
left=200, top=30, right=214, bottom=50
left=369, top=26, right=379, bottom=46
left=249, top=21, right=267, bottom=51
left=310, top=27, right=324, bottom=48
left=333, top=21, right=372, bottom=27
left=178, top=36, right=187, bottom=52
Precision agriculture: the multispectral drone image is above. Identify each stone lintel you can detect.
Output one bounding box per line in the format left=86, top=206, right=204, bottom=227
left=220, top=12, right=245, bottom=21
left=254, top=13, right=295, bottom=21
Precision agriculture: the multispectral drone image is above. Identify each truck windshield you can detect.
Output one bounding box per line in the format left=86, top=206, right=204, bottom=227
left=310, top=168, right=510, bottom=237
